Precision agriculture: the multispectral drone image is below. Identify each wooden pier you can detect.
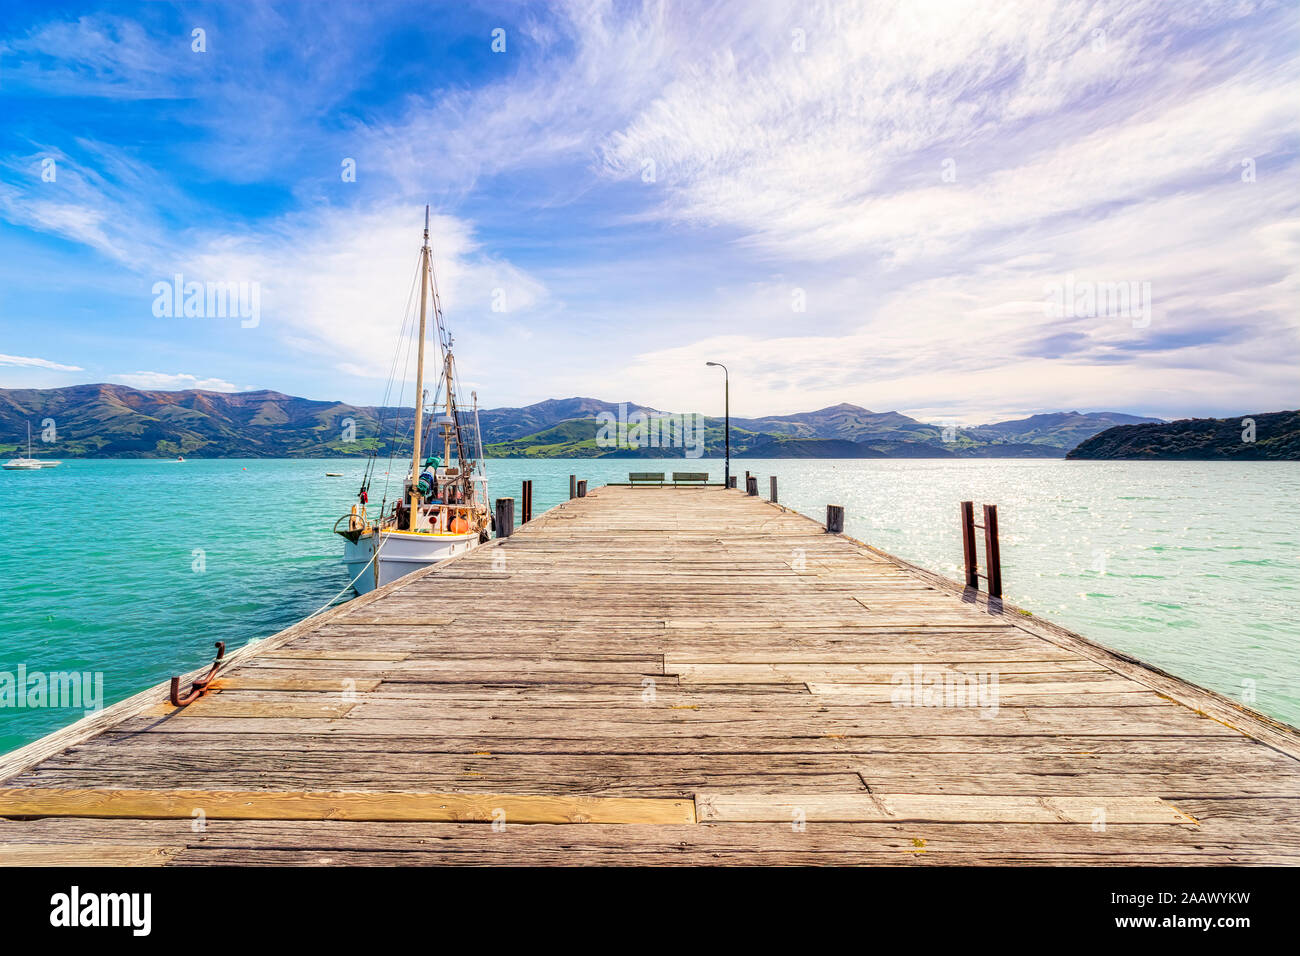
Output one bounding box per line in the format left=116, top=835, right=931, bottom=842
left=2, top=484, right=1299, bottom=865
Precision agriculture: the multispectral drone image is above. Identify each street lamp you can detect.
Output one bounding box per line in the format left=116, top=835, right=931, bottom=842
left=705, top=361, right=729, bottom=489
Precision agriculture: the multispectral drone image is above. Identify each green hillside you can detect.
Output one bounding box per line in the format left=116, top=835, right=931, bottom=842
left=1068, top=411, right=1300, bottom=460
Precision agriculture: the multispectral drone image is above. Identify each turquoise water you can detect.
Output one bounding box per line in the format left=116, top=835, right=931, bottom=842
left=1, top=457, right=1296, bottom=752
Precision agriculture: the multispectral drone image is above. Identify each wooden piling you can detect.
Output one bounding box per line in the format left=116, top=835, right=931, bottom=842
left=569, top=474, right=577, bottom=500
left=961, top=501, right=978, bottom=588
left=769, top=476, right=778, bottom=503
left=983, top=503, right=1002, bottom=599
left=746, top=476, right=758, bottom=496
left=826, top=504, right=844, bottom=533
left=521, top=480, right=533, bottom=524
left=495, top=497, right=514, bottom=538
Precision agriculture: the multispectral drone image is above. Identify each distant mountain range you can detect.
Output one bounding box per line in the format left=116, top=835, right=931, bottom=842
left=477, top=402, right=1160, bottom=459
left=0, top=384, right=1165, bottom=459
left=1068, top=410, right=1300, bottom=460
left=0, top=384, right=404, bottom=458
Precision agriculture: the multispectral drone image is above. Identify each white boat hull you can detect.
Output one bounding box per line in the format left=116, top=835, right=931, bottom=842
left=342, top=528, right=482, bottom=594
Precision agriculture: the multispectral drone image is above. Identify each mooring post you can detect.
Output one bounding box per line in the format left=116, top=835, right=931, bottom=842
left=577, top=479, right=588, bottom=498
left=826, top=504, right=844, bottom=534
left=495, top=497, right=514, bottom=538
left=521, top=480, right=533, bottom=524
left=569, top=474, right=577, bottom=499
left=961, top=501, right=978, bottom=588
left=983, top=503, right=1002, bottom=599
left=746, top=475, right=758, bottom=496
left=769, top=475, right=778, bottom=503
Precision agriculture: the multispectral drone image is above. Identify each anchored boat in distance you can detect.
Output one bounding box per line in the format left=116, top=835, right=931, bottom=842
left=3, top=423, right=60, bottom=470
left=333, top=207, right=491, bottom=594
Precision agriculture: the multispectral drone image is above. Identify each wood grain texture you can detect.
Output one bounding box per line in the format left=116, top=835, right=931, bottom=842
left=694, top=792, right=1196, bottom=824
left=0, top=788, right=696, bottom=824
left=0, top=843, right=181, bottom=866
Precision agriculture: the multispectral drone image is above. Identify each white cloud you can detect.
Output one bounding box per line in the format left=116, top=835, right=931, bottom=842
left=560, top=0, right=1299, bottom=418
left=0, top=15, right=196, bottom=98
left=0, top=353, right=84, bottom=372
left=180, top=204, right=551, bottom=376
left=113, top=372, right=242, bottom=392
left=597, top=0, right=1291, bottom=263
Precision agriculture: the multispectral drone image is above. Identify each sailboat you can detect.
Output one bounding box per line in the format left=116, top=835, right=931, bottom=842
left=333, top=207, right=491, bottom=594
left=4, top=423, right=60, bottom=470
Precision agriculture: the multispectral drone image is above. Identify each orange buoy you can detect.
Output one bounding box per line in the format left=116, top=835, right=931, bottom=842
left=450, top=516, right=469, bottom=534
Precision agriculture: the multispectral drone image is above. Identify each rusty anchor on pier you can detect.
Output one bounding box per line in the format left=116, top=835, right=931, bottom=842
left=169, top=641, right=226, bottom=707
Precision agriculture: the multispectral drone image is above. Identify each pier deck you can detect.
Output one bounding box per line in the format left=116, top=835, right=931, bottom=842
left=2, top=485, right=1299, bottom=865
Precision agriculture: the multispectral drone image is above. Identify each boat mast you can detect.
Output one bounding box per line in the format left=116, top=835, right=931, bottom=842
left=410, top=206, right=431, bottom=531
left=443, top=351, right=453, bottom=467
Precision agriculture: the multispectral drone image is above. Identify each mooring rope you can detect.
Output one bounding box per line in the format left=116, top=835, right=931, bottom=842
left=303, top=530, right=391, bottom=621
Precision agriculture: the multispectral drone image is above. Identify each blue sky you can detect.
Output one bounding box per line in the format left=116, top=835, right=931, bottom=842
left=0, top=0, right=1296, bottom=423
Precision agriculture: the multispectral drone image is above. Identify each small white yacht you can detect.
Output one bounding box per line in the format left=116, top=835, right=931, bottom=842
left=3, top=423, right=59, bottom=470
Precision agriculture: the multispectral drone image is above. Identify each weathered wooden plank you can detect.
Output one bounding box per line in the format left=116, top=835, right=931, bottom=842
left=695, top=793, right=1196, bottom=824
left=144, top=699, right=358, bottom=719
left=806, top=680, right=1147, bottom=699
left=670, top=662, right=1109, bottom=683
left=107, top=707, right=1240, bottom=738
left=45, top=740, right=1300, bottom=774
left=210, top=677, right=382, bottom=693
left=92, top=730, right=1267, bottom=755
left=0, top=843, right=181, bottom=866
left=168, top=847, right=1298, bottom=867
left=14, top=753, right=1295, bottom=798
left=0, top=788, right=697, bottom=825
left=7, top=816, right=1300, bottom=855
left=262, top=651, right=411, bottom=662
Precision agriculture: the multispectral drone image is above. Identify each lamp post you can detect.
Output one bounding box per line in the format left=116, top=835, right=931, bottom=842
left=706, top=361, right=729, bottom=489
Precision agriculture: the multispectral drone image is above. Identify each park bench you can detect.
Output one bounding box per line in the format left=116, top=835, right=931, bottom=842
left=628, top=472, right=666, bottom=486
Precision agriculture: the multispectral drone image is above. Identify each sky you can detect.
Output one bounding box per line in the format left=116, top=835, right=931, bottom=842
left=0, top=0, right=1296, bottom=424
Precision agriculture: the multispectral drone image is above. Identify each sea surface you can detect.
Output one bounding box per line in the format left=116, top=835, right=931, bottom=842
left=1, top=457, right=1296, bottom=752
